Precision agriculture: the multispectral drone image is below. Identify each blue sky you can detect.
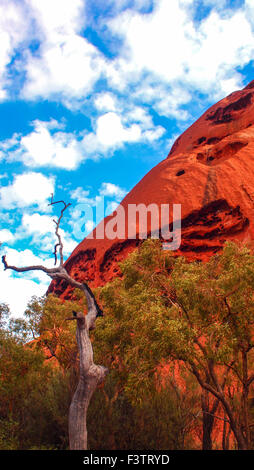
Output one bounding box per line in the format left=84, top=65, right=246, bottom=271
left=1, top=0, right=254, bottom=317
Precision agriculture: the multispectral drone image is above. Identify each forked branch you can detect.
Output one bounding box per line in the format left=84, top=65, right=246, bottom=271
left=49, top=194, right=71, bottom=266
left=1, top=195, right=107, bottom=450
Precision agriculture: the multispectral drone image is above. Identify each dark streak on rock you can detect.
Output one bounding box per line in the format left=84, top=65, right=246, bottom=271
left=206, top=93, right=252, bottom=125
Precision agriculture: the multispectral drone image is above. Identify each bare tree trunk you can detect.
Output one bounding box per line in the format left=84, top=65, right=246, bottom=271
left=1, top=198, right=109, bottom=450
left=222, top=411, right=231, bottom=450
left=68, top=312, right=108, bottom=449
left=241, top=350, right=251, bottom=449
left=192, top=363, right=248, bottom=450
left=102, top=388, right=122, bottom=450
left=201, top=391, right=219, bottom=450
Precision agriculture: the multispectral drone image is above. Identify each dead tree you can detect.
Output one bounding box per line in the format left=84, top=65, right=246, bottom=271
left=1, top=196, right=108, bottom=449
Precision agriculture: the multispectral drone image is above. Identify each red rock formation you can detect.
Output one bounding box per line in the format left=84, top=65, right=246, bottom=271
left=49, top=80, right=254, bottom=299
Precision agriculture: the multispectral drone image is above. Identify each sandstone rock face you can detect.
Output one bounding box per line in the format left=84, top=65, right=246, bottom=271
left=49, top=81, right=254, bottom=298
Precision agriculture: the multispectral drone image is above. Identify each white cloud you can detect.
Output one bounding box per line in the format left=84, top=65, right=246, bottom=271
left=94, top=92, right=117, bottom=112
left=0, top=133, right=20, bottom=152
left=1, top=120, right=84, bottom=170
left=1, top=0, right=254, bottom=115
left=0, top=0, right=30, bottom=100
left=0, top=172, right=55, bottom=210
left=3, top=247, right=54, bottom=274
left=21, top=213, right=54, bottom=236
left=1, top=113, right=164, bottom=169
left=109, top=0, right=189, bottom=82
left=82, top=111, right=165, bottom=155
left=0, top=272, right=48, bottom=319
left=107, top=0, right=254, bottom=100
left=100, top=182, right=127, bottom=201
left=0, top=0, right=103, bottom=103
left=0, top=247, right=51, bottom=318
left=70, top=187, right=91, bottom=203
left=185, top=9, right=253, bottom=92
left=26, top=0, right=85, bottom=38
left=0, top=229, right=14, bottom=244
left=22, top=0, right=106, bottom=101
left=0, top=242, right=76, bottom=318
left=17, top=212, right=77, bottom=257
left=142, top=127, right=166, bottom=142
left=123, top=104, right=167, bottom=137
left=89, top=106, right=164, bottom=151
left=96, top=112, right=141, bottom=146
left=19, top=120, right=83, bottom=170
left=135, top=83, right=191, bottom=120
left=23, top=35, right=105, bottom=101
left=71, top=181, right=127, bottom=205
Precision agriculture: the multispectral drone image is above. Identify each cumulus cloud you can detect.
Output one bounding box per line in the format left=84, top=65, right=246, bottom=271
left=21, top=0, right=106, bottom=101
left=3, top=247, right=54, bottom=274
left=0, top=247, right=52, bottom=318
left=4, top=120, right=84, bottom=170
left=82, top=111, right=165, bottom=155
left=135, top=83, right=191, bottom=120
left=17, top=212, right=77, bottom=257
left=186, top=9, right=253, bottom=93
left=70, top=187, right=91, bottom=203
left=23, top=35, right=105, bottom=101
left=94, top=92, right=117, bottom=112
left=106, top=0, right=254, bottom=101
left=1, top=113, right=165, bottom=168
left=27, top=0, right=85, bottom=37
left=0, top=0, right=31, bottom=100
left=0, top=172, right=55, bottom=210
left=0, top=272, right=48, bottom=318
left=1, top=0, right=254, bottom=114
left=100, top=182, right=127, bottom=201
left=0, top=229, right=14, bottom=244
left=21, top=213, right=54, bottom=237
left=96, top=112, right=141, bottom=146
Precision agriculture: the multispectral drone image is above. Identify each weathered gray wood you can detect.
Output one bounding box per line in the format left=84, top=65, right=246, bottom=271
left=68, top=310, right=108, bottom=449
left=1, top=198, right=108, bottom=450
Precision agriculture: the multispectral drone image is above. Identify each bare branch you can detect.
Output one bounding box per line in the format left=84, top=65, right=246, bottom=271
left=53, top=243, right=60, bottom=266
left=247, top=373, right=254, bottom=387
left=1, top=254, right=103, bottom=323
left=48, top=193, right=71, bottom=266
left=1, top=195, right=106, bottom=450
left=196, top=410, right=230, bottom=423
left=2, top=255, right=60, bottom=277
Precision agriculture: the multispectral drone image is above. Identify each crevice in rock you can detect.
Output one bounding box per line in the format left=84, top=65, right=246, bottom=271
left=206, top=93, right=252, bottom=124
left=99, top=239, right=141, bottom=281
left=197, top=141, right=248, bottom=166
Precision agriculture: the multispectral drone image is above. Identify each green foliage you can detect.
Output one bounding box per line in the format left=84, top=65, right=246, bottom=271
left=0, top=418, right=19, bottom=450
left=2, top=239, right=254, bottom=449
left=94, top=240, right=254, bottom=449
left=0, top=296, right=79, bottom=450
left=24, top=292, right=87, bottom=370
left=87, top=374, right=197, bottom=450
left=95, top=240, right=254, bottom=383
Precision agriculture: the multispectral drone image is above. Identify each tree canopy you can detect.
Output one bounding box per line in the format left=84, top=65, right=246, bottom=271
left=94, top=240, right=254, bottom=450
left=1, top=240, right=254, bottom=449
